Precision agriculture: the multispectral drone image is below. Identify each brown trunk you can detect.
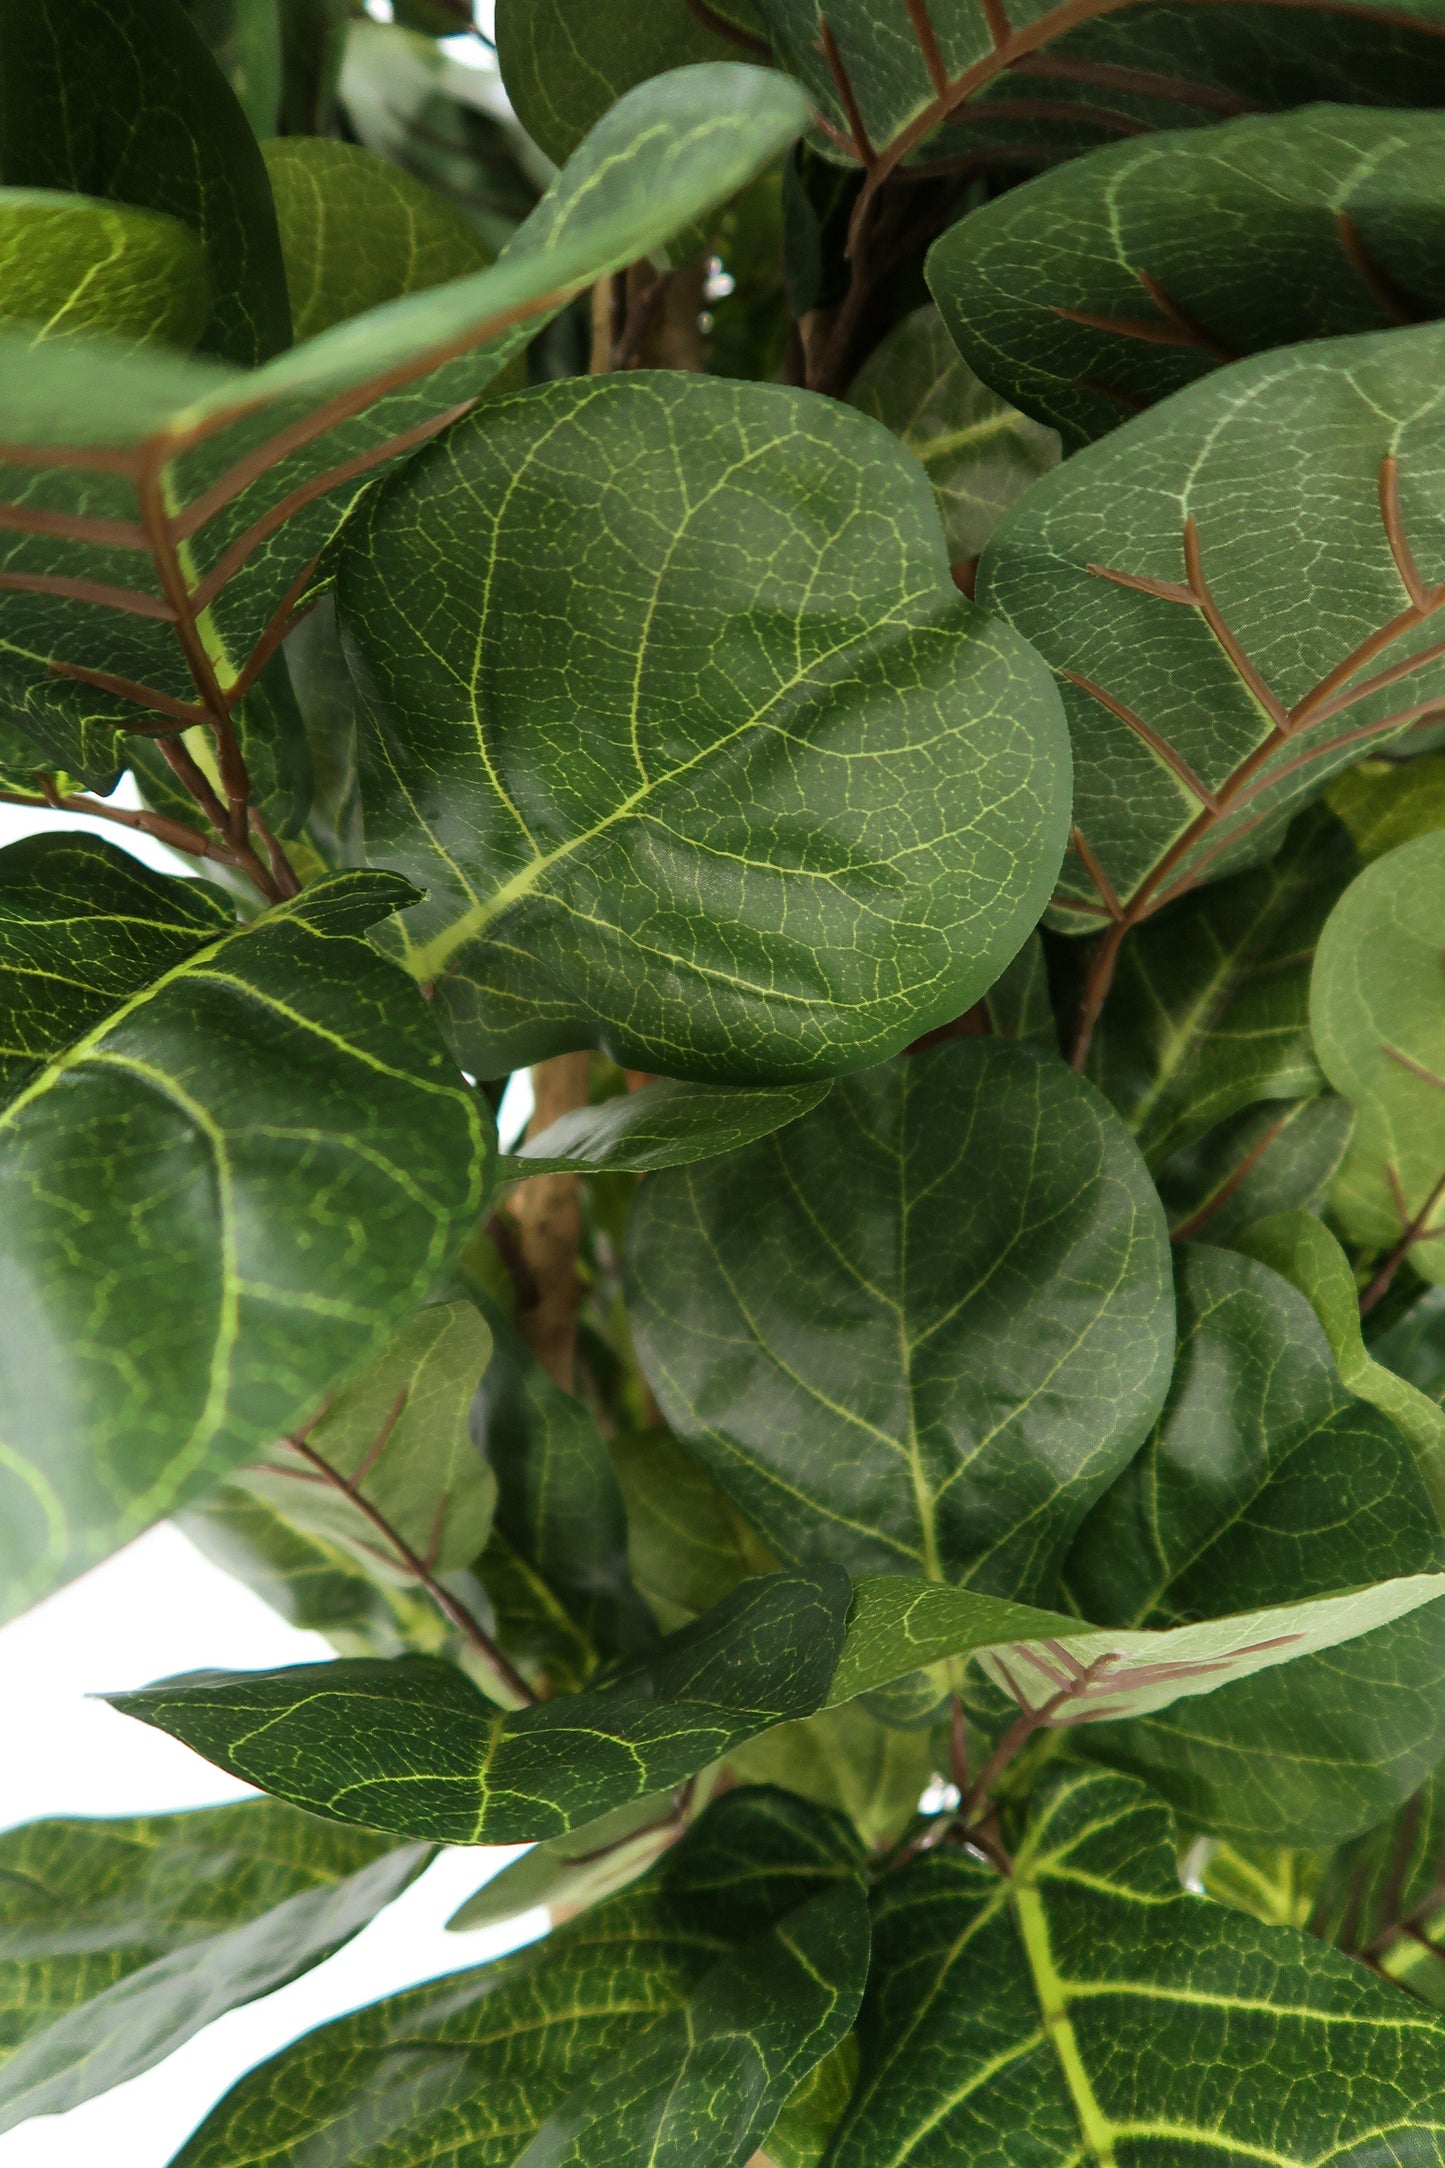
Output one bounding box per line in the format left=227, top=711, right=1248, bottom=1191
left=505, top=1052, right=593, bottom=1390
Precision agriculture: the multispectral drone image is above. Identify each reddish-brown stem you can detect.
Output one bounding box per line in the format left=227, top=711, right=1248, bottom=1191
left=904, top=0, right=951, bottom=90
left=0, top=501, right=148, bottom=550
left=1360, top=1165, right=1445, bottom=1316
left=249, top=806, right=302, bottom=901
left=962, top=1653, right=1119, bottom=1822
left=5, top=780, right=239, bottom=868
left=818, top=17, right=877, bottom=169
left=0, top=568, right=174, bottom=620
left=47, top=660, right=209, bottom=729
left=1167, top=1106, right=1295, bottom=1242
left=1069, top=918, right=1128, bottom=1070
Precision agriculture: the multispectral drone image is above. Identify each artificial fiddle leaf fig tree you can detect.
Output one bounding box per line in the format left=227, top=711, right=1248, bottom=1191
left=6, top=2, right=1445, bottom=2164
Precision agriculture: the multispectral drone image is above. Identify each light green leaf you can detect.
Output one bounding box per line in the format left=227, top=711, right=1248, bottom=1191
left=1238, top=1210, right=1445, bottom=1524
left=0, top=859, right=489, bottom=1624
left=233, top=1300, right=496, bottom=1582
left=1085, top=804, right=1356, bottom=1168
left=929, top=107, right=1445, bottom=449
left=1066, top=1243, right=1445, bottom=1843
left=830, top=1765, right=1445, bottom=2168
left=758, top=2037, right=858, bottom=2168
left=727, top=1701, right=936, bottom=1850
left=0, top=1800, right=425, bottom=2131
left=628, top=1040, right=1173, bottom=1601
left=261, top=137, right=493, bottom=341
left=1156, top=1093, right=1355, bottom=1246
left=496, top=0, right=769, bottom=166
left=0, top=0, right=289, bottom=365
left=0, top=61, right=807, bottom=786
left=170, top=1787, right=862, bottom=2168
left=0, top=189, right=208, bottom=352
left=502, top=1078, right=830, bottom=1179
left=846, top=303, right=1057, bottom=562
left=341, top=371, right=1069, bottom=1083
left=108, top=1568, right=852, bottom=1844
left=1312, top=829, right=1445, bottom=1280
left=445, top=1789, right=704, bottom=1935
left=979, top=325, right=1445, bottom=930
left=1327, top=749, right=1445, bottom=862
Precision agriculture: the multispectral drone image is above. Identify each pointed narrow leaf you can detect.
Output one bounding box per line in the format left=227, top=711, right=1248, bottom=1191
left=108, top=1569, right=852, bottom=1844
left=629, top=1041, right=1172, bottom=1599
left=503, top=1079, right=830, bottom=1179
left=0, top=864, right=489, bottom=1623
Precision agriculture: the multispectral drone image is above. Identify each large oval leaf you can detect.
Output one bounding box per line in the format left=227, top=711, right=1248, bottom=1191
left=340, top=373, right=1069, bottom=1082
left=0, top=849, right=489, bottom=1623
left=979, top=324, right=1445, bottom=938
left=929, top=107, right=1445, bottom=448
left=628, top=1040, right=1173, bottom=1600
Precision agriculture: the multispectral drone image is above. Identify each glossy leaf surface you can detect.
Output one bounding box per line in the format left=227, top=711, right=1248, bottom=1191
left=0, top=1800, right=424, bottom=2130
left=0, top=862, right=489, bottom=1623
left=109, top=1569, right=851, bottom=1843
left=629, top=1040, right=1172, bottom=1599
left=342, top=372, right=1069, bottom=1082
left=0, top=189, right=208, bottom=351
left=503, top=1078, right=829, bottom=1178
left=830, top=1766, right=1445, bottom=2167
left=980, top=325, right=1445, bottom=926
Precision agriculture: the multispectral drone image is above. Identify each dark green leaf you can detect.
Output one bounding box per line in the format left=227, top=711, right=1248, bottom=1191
left=1312, top=829, right=1445, bottom=1281
left=628, top=1040, right=1173, bottom=1601
left=0, top=0, right=289, bottom=365
left=929, top=107, right=1445, bottom=449
left=1067, top=1243, right=1445, bottom=1843
left=830, top=1765, right=1445, bottom=2167
left=0, top=862, right=489, bottom=1623
left=108, top=1568, right=852, bottom=1844
left=262, top=137, right=494, bottom=342
left=0, top=1800, right=425, bottom=2131
left=1374, top=1285, right=1445, bottom=1404
left=1316, top=1764, right=1445, bottom=2003
left=342, top=371, right=1069, bottom=1082
left=979, top=325, right=1445, bottom=929
left=0, top=188, right=208, bottom=352
left=1156, top=1093, right=1354, bottom=1246
left=502, top=1078, right=830, bottom=1179
left=170, top=1786, right=861, bottom=2168
left=727, top=1701, right=935, bottom=1850
left=611, top=1425, right=776, bottom=1632
left=846, top=303, right=1057, bottom=561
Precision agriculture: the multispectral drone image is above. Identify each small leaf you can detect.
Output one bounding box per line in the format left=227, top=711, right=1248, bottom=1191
left=261, top=137, right=493, bottom=341
left=107, top=1569, right=852, bottom=1844
left=1311, top=829, right=1445, bottom=1281
left=0, top=1799, right=425, bottom=2131
left=628, top=1041, right=1173, bottom=1601
left=342, top=371, right=1069, bottom=1082
left=0, top=189, right=208, bottom=351
left=1067, top=1244, right=1445, bottom=1843
left=929, top=107, right=1445, bottom=449
left=979, top=326, right=1445, bottom=929
left=502, top=1078, right=830, bottom=1179
left=1156, top=1094, right=1355, bottom=1246
left=846, top=303, right=1057, bottom=560
left=0, top=860, right=489, bottom=1623
left=829, top=1765, right=1445, bottom=2167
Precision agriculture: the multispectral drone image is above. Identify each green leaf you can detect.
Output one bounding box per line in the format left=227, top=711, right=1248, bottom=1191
left=496, top=0, right=770, bottom=167
left=845, top=303, right=1057, bottom=563
left=261, top=137, right=493, bottom=342
left=1085, top=804, right=1356, bottom=1168
left=108, top=1568, right=852, bottom=1844
left=0, top=189, right=208, bottom=352
left=170, top=1787, right=862, bottom=2168
left=232, top=1299, right=496, bottom=1582
left=1311, top=829, right=1445, bottom=1281
left=502, top=1078, right=830, bottom=1179
left=0, top=861, right=489, bottom=1623
left=1155, top=1093, right=1355, bottom=1246
left=0, top=61, right=807, bottom=787
left=183, top=0, right=285, bottom=140
left=1237, top=1210, right=1445, bottom=1524
left=978, top=325, right=1445, bottom=931
left=611, top=1425, right=776, bottom=1632
left=0, top=1800, right=425, bottom=2131
left=758, top=2037, right=858, bottom=2168
left=727, top=1701, right=936, bottom=1850
left=445, top=1789, right=708, bottom=1935
left=1066, top=1243, right=1445, bottom=1843
left=628, top=1040, right=1173, bottom=1600
left=929, top=107, right=1445, bottom=450
left=1374, top=1285, right=1445, bottom=1405
left=341, top=371, right=1069, bottom=1083
left=0, top=0, right=289, bottom=366
left=1327, top=748, right=1445, bottom=863
left=1315, top=1764, right=1445, bottom=2002
left=829, top=1764, right=1445, bottom=2168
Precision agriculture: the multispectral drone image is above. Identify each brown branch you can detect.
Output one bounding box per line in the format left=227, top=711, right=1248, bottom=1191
left=1381, top=454, right=1432, bottom=608
left=1183, top=517, right=1290, bottom=729
left=1069, top=917, right=1129, bottom=1069
left=1360, top=1162, right=1445, bottom=1317
left=1068, top=825, right=1125, bottom=921
left=818, top=17, right=877, bottom=169
left=979, top=0, right=1014, bottom=48
left=1064, top=670, right=1218, bottom=807
left=905, top=0, right=951, bottom=90
left=47, top=660, right=209, bottom=729
left=506, top=1053, right=594, bottom=1391
left=1, top=779, right=240, bottom=869
left=962, top=1651, right=1120, bottom=1822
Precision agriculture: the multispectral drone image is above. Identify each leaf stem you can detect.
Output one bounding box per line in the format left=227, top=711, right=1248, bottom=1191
left=1360, top=1164, right=1445, bottom=1316
left=0, top=779, right=243, bottom=870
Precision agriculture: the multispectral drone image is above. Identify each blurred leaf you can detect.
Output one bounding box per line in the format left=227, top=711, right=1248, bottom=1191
left=503, top=1078, right=830, bottom=1178
left=1327, top=751, right=1445, bottom=863
left=0, top=189, right=207, bottom=351
left=728, top=1702, right=935, bottom=1850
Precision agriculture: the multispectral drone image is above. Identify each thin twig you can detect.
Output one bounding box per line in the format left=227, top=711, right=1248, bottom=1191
left=1360, top=1165, right=1445, bottom=1315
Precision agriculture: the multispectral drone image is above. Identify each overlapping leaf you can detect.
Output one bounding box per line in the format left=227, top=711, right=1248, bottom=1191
left=930, top=107, right=1445, bottom=448
left=0, top=856, right=489, bottom=1623
left=0, top=190, right=207, bottom=352
left=1312, top=830, right=1445, bottom=1281
left=341, top=372, right=1069, bottom=1082
left=629, top=1040, right=1172, bottom=1601
left=501, top=1078, right=829, bottom=1178
left=1316, top=1763, right=1445, bottom=2002
left=1328, top=747, right=1445, bottom=862
left=170, top=1788, right=862, bottom=2168
left=980, top=324, right=1445, bottom=930
left=0, top=1800, right=425, bottom=2131
left=1066, top=1244, right=1445, bottom=1843
left=0, top=62, right=808, bottom=785
left=1155, top=1093, right=1354, bottom=1246
left=109, top=1568, right=851, bottom=1844
left=830, top=1766, right=1445, bottom=2167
